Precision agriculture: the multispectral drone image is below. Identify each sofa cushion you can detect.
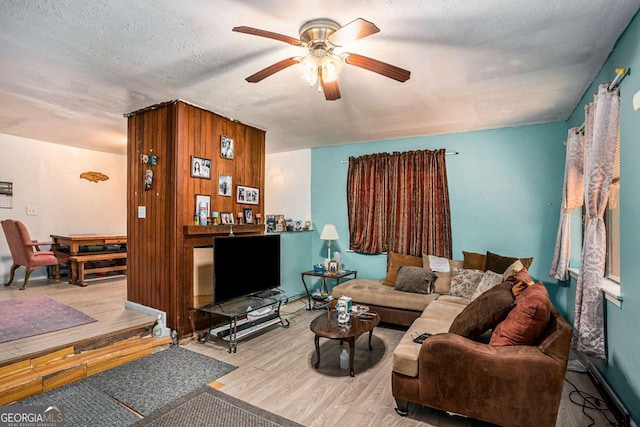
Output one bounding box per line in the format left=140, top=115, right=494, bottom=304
left=332, top=278, right=438, bottom=312
left=394, top=266, right=436, bottom=294
left=448, top=268, right=484, bottom=300
left=470, top=270, right=504, bottom=301
left=485, top=251, right=534, bottom=274
left=462, top=251, right=486, bottom=270
left=392, top=299, right=468, bottom=377
left=507, top=266, right=534, bottom=296
left=490, top=282, right=551, bottom=346
left=382, top=252, right=423, bottom=287
left=422, top=255, right=464, bottom=294
left=448, top=281, right=516, bottom=339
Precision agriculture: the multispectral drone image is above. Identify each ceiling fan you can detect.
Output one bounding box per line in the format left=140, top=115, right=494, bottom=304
left=232, top=18, right=411, bottom=101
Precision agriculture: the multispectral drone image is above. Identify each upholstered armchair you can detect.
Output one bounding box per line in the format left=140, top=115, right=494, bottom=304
left=1, top=219, right=67, bottom=290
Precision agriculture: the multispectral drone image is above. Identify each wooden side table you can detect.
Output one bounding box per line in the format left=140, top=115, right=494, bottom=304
left=310, top=310, right=379, bottom=377
left=300, top=269, right=357, bottom=310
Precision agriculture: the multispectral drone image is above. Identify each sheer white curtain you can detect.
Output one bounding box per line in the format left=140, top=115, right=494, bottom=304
left=550, top=129, right=584, bottom=281
left=574, top=83, right=620, bottom=359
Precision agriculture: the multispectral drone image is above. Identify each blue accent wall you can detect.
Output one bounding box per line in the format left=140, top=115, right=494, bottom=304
left=554, top=11, right=640, bottom=423
left=304, top=14, right=640, bottom=423
left=311, top=123, right=567, bottom=284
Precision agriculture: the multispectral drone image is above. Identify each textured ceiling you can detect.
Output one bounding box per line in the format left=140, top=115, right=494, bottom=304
left=0, top=1, right=638, bottom=155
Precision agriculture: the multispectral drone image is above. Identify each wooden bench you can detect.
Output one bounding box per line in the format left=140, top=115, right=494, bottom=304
left=68, top=252, right=127, bottom=287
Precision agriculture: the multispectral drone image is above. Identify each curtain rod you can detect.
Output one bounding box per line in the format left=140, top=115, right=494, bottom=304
left=340, top=151, right=459, bottom=163
left=573, top=68, right=628, bottom=135
left=607, top=67, right=629, bottom=91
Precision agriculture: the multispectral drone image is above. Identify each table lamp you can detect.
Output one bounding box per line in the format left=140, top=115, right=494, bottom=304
left=320, top=224, right=339, bottom=260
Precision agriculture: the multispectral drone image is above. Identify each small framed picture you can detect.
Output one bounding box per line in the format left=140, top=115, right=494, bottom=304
left=236, top=185, right=259, bottom=205
left=303, top=221, right=311, bottom=230
left=221, top=136, right=234, bottom=159
left=191, top=156, right=211, bottom=179
left=243, top=208, right=254, bottom=224
left=293, top=220, right=303, bottom=231
left=195, top=194, right=210, bottom=222
left=220, top=212, right=234, bottom=224
left=219, top=175, right=232, bottom=196
left=328, top=260, right=339, bottom=274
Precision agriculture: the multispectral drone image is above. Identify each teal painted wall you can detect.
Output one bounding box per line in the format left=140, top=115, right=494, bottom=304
left=278, top=231, right=313, bottom=299
left=310, top=122, right=567, bottom=286
left=554, top=11, right=640, bottom=423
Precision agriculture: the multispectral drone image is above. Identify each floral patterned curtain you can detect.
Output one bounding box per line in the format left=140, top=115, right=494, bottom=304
left=574, top=83, right=620, bottom=359
left=550, top=129, right=584, bottom=281
left=347, top=149, right=451, bottom=258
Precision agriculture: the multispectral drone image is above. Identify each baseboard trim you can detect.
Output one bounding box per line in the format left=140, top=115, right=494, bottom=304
left=587, top=362, right=630, bottom=427
left=124, top=300, right=166, bottom=328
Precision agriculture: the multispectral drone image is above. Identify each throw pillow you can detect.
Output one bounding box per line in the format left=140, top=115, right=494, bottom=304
left=394, top=266, right=437, bottom=294
left=463, top=251, right=486, bottom=271
left=502, top=260, right=525, bottom=280
left=449, top=281, right=516, bottom=338
left=505, top=266, right=535, bottom=296
left=422, top=254, right=464, bottom=294
left=470, top=270, right=504, bottom=301
left=485, top=251, right=534, bottom=274
left=382, top=252, right=423, bottom=287
left=490, top=282, right=551, bottom=346
left=448, top=268, right=484, bottom=300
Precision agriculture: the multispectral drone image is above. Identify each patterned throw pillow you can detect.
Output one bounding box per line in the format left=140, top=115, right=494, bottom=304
left=470, top=270, right=504, bottom=301
left=449, top=268, right=484, bottom=300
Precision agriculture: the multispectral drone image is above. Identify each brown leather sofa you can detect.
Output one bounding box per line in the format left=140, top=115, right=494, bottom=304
left=392, top=306, right=572, bottom=427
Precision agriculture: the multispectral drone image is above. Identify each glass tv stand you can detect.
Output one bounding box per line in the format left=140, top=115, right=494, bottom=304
left=191, top=289, right=289, bottom=353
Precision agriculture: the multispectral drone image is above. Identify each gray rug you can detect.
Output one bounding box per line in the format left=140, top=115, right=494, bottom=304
left=134, top=385, right=303, bottom=427
left=16, top=381, right=139, bottom=427
left=84, top=346, right=237, bottom=416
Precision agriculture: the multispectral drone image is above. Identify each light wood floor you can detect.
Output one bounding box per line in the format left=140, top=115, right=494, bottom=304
left=0, top=276, right=156, bottom=366
left=186, top=303, right=616, bottom=427
left=1, top=278, right=615, bottom=426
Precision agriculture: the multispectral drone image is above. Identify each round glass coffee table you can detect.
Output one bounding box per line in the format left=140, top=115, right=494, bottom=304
left=310, top=310, right=379, bottom=377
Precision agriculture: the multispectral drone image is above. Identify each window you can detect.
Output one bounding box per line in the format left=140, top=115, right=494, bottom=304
left=605, top=132, right=620, bottom=282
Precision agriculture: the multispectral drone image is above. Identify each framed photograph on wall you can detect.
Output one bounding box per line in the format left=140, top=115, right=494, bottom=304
left=243, top=208, right=254, bottom=224
left=218, top=175, right=232, bottom=196
left=236, top=185, right=259, bottom=205
left=221, top=136, right=234, bottom=159
left=190, top=156, right=211, bottom=179
left=220, top=212, right=234, bottom=224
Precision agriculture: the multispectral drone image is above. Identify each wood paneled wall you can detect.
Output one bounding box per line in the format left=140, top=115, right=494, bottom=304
left=126, top=100, right=266, bottom=337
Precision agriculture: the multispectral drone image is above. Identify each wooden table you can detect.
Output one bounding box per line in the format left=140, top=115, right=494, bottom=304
left=310, top=310, right=379, bottom=377
left=50, top=234, right=127, bottom=283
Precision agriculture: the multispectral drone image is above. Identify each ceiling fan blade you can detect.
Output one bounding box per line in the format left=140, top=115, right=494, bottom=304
left=344, top=53, right=411, bottom=82
left=321, top=74, right=341, bottom=101
left=328, top=18, right=380, bottom=46
left=245, top=58, right=300, bottom=83
left=232, top=26, right=303, bottom=46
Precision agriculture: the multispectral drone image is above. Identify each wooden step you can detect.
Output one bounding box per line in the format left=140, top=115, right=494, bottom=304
left=0, top=335, right=165, bottom=405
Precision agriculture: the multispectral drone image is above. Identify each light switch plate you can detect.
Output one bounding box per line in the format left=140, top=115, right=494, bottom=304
left=138, top=206, right=146, bottom=218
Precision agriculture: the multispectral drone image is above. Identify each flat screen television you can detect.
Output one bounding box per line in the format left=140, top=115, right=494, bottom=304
left=212, top=234, right=281, bottom=304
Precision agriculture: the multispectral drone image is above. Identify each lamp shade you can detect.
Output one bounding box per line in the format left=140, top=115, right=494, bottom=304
left=634, top=90, right=640, bottom=111
left=320, top=224, right=339, bottom=241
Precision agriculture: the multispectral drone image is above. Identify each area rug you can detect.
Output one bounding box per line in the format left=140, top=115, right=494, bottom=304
left=0, top=295, right=97, bottom=344
left=134, top=385, right=303, bottom=427
left=15, top=381, right=140, bottom=427
left=85, top=346, right=237, bottom=416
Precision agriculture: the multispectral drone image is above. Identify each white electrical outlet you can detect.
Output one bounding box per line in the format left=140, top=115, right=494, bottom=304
left=26, top=206, right=37, bottom=216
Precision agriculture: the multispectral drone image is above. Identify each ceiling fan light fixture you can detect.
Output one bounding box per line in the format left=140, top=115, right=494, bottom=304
left=320, top=53, right=343, bottom=82
left=300, top=54, right=319, bottom=86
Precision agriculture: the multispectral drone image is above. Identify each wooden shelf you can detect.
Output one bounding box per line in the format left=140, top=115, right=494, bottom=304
left=183, top=224, right=264, bottom=236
